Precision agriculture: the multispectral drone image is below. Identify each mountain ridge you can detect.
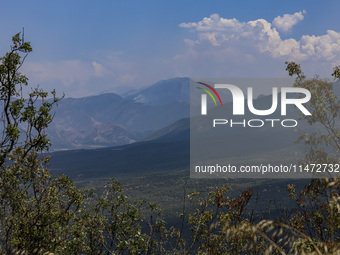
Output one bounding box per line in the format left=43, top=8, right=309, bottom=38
left=47, top=77, right=190, bottom=150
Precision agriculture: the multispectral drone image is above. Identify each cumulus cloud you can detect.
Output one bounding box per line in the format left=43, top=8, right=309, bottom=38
left=92, top=61, right=105, bottom=76
left=272, top=10, right=306, bottom=32
left=179, top=13, right=340, bottom=63
left=300, top=30, right=340, bottom=60
left=179, top=14, right=244, bottom=33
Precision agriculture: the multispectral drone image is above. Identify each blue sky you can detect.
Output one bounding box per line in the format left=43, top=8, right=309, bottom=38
left=0, top=0, right=339, bottom=97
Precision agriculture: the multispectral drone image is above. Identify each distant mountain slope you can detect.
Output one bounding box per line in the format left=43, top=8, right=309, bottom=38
left=47, top=93, right=299, bottom=180
left=144, top=118, right=189, bottom=142
left=48, top=122, right=141, bottom=150
left=49, top=138, right=189, bottom=179
left=47, top=77, right=190, bottom=150
left=48, top=79, right=340, bottom=176
left=126, top=77, right=190, bottom=106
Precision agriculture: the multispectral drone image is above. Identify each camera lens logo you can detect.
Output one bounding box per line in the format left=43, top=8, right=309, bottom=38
left=196, top=82, right=223, bottom=115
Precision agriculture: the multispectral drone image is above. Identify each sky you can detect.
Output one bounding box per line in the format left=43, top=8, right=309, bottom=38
left=0, top=0, right=339, bottom=98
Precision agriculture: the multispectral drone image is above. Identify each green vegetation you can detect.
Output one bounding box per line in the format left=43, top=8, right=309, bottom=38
left=0, top=33, right=339, bottom=254
left=286, top=61, right=340, bottom=167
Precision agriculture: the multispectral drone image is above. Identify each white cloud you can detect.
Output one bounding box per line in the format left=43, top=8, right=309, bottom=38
left=183, top=39, right=197, bottom=47
left=272, top=10, right=306, bottom=32
left=180, top=14, right=244, bottom=33
left=179, top=22, right=196, bottom=29
left=16, top=11, right=339, bottom=98
left=179, top=13, right=340, bottom=64
left=92, top=61, right=105, bottom=76
left=300, top=30, right=340, bottom=60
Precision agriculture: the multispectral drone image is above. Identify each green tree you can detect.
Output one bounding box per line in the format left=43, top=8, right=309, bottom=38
left=1, top=31, right=339, bottom=255
left=234, top=63, right=340, bottom=255
left=0, top=32, right=90, bottom=254
left=282, top=62, right=340, bottom=254
left=83, top=179, right=167, bottom=254
left=0, top=32, right=56, bottom=167
left=285, top=61, right=340, bottom=167
left=214, top=63, right=340, bottom=255
left=0, top=33, right=168, bottom=255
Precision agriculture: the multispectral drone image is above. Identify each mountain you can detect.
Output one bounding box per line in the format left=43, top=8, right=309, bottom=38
left=49, top=136, right=189, bottom=179
left=47, top=77, right=190, bottom=150
left=126, top=77, right=190, bottom=106
left=48, top=122, right=141, bottom=150
left=46, top=93, right=296, bottom=179
left=144, top=118, right=189, bottom=142
left=48, top=103, right=301, bottom=180
left=48, top=78, right=340, bottom=178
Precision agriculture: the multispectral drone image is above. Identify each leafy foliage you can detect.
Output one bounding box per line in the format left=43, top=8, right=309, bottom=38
left=285, top=61, right=340, bottom=167
left=0, top=34, right=339, bottom=254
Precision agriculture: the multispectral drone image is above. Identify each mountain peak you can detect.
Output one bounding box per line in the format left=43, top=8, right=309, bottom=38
left=126, top=77, right=190, bottom=106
